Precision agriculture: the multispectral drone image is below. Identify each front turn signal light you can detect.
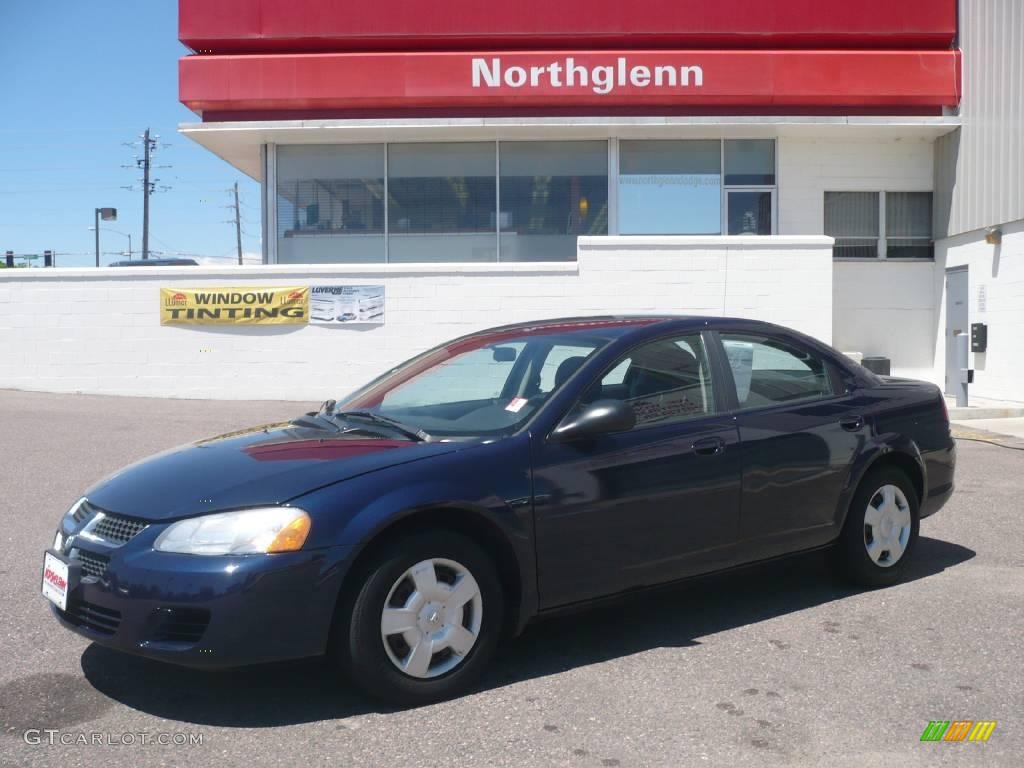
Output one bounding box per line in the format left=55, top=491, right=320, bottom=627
left=267, top=513, right=312, bottom=553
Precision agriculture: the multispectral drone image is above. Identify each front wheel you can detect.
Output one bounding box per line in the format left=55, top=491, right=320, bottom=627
left=333, top=531, right=504, bottom=706
left=832, top=467, right=920, bottom=588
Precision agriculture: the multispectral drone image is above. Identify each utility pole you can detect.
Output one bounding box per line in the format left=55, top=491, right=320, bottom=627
left=122, top=129, right=170, bottom=261
left=141, top=128, right=153, bottom=260
left=233, top=181, right=243, bottom=265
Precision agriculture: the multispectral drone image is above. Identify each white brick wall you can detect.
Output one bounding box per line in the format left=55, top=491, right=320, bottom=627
left=0, top=237, right=832, bottom=401
left=934, top=219, right=1024, bottom=403
left=781, top=135, right=941, bottom=385
left=832, top=260, right=940, bottom=383
left=831, top=221, right=1024, bottom=402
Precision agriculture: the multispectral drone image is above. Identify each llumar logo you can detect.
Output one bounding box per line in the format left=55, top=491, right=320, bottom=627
left=921, top=721, right=997, bottom=742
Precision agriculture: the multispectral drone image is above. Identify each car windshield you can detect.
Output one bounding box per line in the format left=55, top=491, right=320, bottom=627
left=334, top=321, right=643, bottom=438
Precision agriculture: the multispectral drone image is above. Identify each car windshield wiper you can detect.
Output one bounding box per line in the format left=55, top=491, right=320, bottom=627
left=331, top=409, right=429, bottom=442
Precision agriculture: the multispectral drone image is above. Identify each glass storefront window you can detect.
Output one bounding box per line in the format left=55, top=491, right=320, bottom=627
left=727, top=191, right=773, bottom=235
left=387, top=143, right=497, bottom=263
left=273, top=139, right=779, bottom=264
left=724, top=140, right=775, bottom=185
left=276, top=145, right=385, bottom=263
left=499, top=141, right=608, bottom=262
left=618, top=140, right=721, bottom=235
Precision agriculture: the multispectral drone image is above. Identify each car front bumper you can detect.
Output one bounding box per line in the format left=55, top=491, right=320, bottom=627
left=48, top=539, right=355, bottom=669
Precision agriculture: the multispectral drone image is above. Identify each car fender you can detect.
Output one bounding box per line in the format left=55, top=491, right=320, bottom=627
left=833, top=431, right=927, bottom=531
left=339, top=479, right=529, bottom=549
left=293, top=436, right=537, bottom=631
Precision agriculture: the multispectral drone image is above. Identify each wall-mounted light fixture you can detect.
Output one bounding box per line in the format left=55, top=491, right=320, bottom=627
left=985, top=227, right=1002, bottom=245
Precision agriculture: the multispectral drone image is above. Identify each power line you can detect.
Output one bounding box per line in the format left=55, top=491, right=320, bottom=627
left=147, top=233, right=180, bottom=254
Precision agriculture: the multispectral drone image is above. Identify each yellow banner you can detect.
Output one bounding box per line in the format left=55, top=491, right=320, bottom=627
left=160, top=286, right=309, bottom=325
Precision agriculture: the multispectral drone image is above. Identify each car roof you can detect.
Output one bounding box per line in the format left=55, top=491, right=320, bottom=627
left=109, top=258, right=199, bottom=266
left=462, top=315, right=792, bottom=339
left=455, top=315, right=851, bottom=368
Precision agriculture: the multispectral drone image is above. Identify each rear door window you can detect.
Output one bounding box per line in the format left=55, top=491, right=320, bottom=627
left=720, top=334, right=833, bottom=408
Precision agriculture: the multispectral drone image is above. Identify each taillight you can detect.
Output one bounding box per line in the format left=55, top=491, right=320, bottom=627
left=940, top=393, right=950, bottom=423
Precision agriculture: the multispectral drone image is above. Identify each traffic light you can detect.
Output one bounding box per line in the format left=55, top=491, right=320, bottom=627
left=44, top=250, right=53, bottom=267
left=4, top=251, right=12, bottom=268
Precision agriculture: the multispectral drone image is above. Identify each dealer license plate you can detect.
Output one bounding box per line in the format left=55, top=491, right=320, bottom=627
left=42, top=551, right=72, bottom=611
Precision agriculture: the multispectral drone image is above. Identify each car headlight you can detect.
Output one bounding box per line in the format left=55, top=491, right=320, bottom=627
left=153, top=507, right=312, bottom=555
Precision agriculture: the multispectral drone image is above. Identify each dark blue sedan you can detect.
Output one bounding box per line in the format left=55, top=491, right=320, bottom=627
left=43, top=316, right=955, bottom=705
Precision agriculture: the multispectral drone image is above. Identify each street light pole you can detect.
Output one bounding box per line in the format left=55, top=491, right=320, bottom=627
left=93, top=208, right=118, bottom=267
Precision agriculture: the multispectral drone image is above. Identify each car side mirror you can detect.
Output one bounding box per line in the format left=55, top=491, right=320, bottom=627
left=551, top=399, right=636, bottom=442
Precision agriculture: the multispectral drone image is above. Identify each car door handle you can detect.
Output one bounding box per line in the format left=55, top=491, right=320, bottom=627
left=693, top=437, right=726, bottom=456
left=839, top=416, right=864, bottom=432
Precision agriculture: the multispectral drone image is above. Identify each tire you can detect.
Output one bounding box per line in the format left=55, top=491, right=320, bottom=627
left=333, top=530, right=504, bottom=706
left=832, top=466, right=920, bottom=588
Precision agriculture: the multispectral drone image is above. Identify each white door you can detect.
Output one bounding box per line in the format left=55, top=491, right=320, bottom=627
left=944, top=267, right=968, bottom=395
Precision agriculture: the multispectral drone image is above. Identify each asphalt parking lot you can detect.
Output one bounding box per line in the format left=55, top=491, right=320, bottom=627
left=1, top=389, right=1021, bottom=767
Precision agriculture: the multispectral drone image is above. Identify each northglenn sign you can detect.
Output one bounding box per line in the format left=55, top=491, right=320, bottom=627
left=472, top=57, right=703, bottom=94
left=180, top=50, right=961, bottom=115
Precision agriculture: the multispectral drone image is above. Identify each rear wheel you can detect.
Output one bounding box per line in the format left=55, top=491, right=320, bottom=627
left=833, top=467, right=920, bottom=587
left=333, top=531, right=503, bottom=706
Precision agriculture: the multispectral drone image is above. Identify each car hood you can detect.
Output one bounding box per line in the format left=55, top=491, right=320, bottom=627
left=84, top=422, right=466, bottom=521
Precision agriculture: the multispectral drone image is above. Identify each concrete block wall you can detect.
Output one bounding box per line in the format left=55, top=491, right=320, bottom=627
left=0, top=236, right=832, bottom=401
left=779, top=135, right=941, bottom=385
left=832, top=260, right=940, bottom=384
left=778, top=136, right=934, bottom=235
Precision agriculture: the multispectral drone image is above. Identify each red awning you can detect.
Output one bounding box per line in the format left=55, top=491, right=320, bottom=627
left=180, top=49, right=961, bottom=117
left=179, top=0, right=957, bottom=53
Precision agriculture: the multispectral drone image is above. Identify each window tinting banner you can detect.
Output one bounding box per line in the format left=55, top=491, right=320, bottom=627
left=309, top=285, right=385, bottom=325
left=160, top=286, right=309, bottom=325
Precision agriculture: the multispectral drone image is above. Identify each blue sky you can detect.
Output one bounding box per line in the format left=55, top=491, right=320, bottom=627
left=0, top=1, right=261, bottom=266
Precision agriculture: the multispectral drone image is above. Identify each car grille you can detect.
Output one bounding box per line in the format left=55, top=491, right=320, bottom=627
left=145, top=607, right=211, bottom=645
left=91, top=513, right=148, bottom=544
left=58, top=600, right=121, bottom=636
left=75, top=550, right=110, bottom=579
